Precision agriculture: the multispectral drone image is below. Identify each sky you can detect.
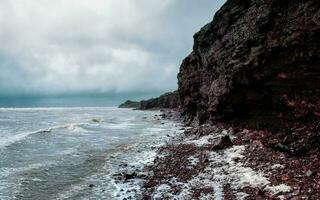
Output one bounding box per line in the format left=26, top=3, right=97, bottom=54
left=0, top=0, right=225, bottom=105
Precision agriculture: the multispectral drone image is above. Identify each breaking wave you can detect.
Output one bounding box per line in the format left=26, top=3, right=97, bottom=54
left=0, top=122, right=90, bottom=148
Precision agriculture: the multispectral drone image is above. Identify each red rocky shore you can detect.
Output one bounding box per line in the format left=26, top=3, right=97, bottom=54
left=113, top=110, right=320, bottom=199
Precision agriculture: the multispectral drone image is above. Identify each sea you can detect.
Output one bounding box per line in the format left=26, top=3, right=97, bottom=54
left=0, top=107, right=182, bottom=200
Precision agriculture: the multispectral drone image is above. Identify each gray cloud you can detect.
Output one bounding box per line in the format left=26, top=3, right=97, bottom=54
left=0, top=0, right=225, bottom=97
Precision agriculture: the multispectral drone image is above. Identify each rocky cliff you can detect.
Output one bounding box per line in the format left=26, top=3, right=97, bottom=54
left=119, top=91, right=180, bottom=110
left=178, top=0, right=320, bottom=125
left=140, top=91, right=180, bottom=110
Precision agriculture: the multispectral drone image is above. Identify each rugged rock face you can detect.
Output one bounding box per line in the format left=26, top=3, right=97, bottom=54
left=140, top=91, right=180, bottom=110
left=178, top=0, right=320, bottom=124
left=118, top=91, right=180, bottom=110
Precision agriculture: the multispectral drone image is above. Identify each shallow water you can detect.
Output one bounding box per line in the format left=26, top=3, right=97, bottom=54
left=0, top=107, right=181, bottom=200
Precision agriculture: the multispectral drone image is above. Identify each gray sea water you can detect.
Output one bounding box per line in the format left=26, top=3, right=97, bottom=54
left=0, top=107, right=182, bottom=200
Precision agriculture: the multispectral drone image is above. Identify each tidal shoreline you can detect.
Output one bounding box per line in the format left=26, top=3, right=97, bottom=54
left=112, top=109, right=320, bottom=199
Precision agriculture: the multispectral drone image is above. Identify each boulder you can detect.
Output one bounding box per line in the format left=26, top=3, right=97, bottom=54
left=211, top=135, right=233, bottom=150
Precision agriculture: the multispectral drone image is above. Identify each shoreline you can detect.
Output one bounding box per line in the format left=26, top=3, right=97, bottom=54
left=112, top=109, right=320, bottom=199
left=110, top=110, right=185, bottom=199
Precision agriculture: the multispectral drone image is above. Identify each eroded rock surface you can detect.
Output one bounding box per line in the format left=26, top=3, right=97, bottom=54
left=178, top=0, right=320, bottom=124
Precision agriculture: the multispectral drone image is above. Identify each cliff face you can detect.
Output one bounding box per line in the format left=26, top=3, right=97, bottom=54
left=140, top=91, right=180, bottom=110
left=118, top=91, right=179, bottom=110
left=178, top=0, right=320, bottom=124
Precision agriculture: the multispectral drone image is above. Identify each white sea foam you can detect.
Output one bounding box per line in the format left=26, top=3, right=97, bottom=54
left=271, top=164, right=285, bottom=169
left=147, top=125, right=294, bottom=200
left=111, top=122, right=185, bottom=200
left=184, top=134, right=218, bottom=146
left=184, top=130, right=229, bottom=147
left=187, top=155, right=200, bottom=169
left=149, top=144, right=271, bottom=199
left=112, top=149, right=158, bottom=200
left=266, top=184, right=292, bottom=195
left=0, top=132, right=34, bottom=148
left=105, top=122, right=135, bottom=129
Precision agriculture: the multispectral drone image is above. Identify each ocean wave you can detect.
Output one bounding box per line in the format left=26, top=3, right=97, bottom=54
left=0, top=123, right=89, bottom=148
left=0, top=161, right=57, bottom=179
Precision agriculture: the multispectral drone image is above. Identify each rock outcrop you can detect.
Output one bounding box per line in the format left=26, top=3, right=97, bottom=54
left=140, top=91, right=180, bottom=110
left=118, top=100, right=140, bottom=109
left=118, top=91, right=180, bottom=110
left=178, top=0, right=320, bottom=124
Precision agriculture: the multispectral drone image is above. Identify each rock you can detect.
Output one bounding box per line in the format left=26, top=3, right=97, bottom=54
left=211, top=135, right=233, bottom=150
left=306, top=170, right=315, bottom=177
left=177, top=0, right=320, bottom=124
left=118, top=91, right=180, bottom=110
left=273, top=143, right=290, bottom=153
left=91, top=118, right=102, bottom=123
left=137, top=172, right=149, bottom=179
left=144, top=180, right=158, bottom=188
left=39, top=129, right=51, bottom=133
left=140, top=91, right=180, bottom=110
left=123, top=172, right=136, bottom=180
left=118, top=100, right=140, bottom=109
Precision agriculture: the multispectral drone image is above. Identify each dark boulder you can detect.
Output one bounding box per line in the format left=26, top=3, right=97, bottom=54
left=211, top=135, right=233, bottom=150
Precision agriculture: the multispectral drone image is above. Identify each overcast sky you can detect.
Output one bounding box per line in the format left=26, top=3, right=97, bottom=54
left=0, top=0, right=225, bottom=98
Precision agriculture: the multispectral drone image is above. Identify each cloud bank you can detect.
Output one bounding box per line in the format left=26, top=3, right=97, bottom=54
left=0, top=0, right=225, bottom=97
